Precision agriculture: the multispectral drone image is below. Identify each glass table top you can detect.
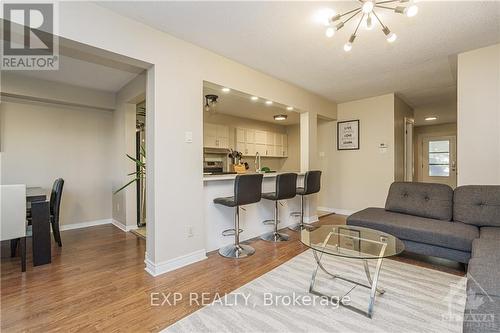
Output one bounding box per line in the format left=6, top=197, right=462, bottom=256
left=300, top=225, right=405, bottom=259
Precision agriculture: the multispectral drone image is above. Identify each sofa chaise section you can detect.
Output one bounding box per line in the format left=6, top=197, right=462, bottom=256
left=347, top=182, right=478, bottom=263
left=347, top=207, right=478, bottom=262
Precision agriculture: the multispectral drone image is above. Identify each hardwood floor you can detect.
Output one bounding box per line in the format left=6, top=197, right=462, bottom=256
left=0, top=214, right=464, bottom=332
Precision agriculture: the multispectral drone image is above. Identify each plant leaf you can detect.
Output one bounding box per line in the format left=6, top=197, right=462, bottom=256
left=113, top=178, right=138, bottom=194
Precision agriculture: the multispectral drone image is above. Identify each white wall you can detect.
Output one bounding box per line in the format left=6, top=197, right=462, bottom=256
left=282, top=124, right=301, bottom=172
left=112, top=74, right=146, bottom=228
left=53, top=2, right=337, bottom=271
left=394, top=96, right=414, bottom=182
left=0, top=99, right=114, bottom=227
left=318, top=94, right=395, bottom=214
left=457, top=44, right=500, bottom=185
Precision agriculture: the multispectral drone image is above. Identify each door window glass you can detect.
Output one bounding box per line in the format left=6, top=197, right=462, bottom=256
left=428, top=140, right=450, bottom=177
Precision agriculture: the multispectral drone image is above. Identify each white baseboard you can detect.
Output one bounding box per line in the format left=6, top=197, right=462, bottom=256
left=111, top=219, right=138, bottom=232
left=317, top=206, right=356, bottom=216
left=60, top=218, right=112, bottom=231
left=144, top=249, right=207, bottom=277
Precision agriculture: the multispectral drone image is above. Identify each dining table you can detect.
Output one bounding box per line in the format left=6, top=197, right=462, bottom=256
left=26, top=187, right=51, bottom=266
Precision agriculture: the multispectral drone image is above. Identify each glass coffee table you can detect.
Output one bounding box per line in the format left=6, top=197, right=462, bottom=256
left=300, top=225, right=405, bottom=318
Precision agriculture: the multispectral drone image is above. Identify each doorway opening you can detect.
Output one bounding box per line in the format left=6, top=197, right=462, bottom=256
left=131, top=101, right=147, bottom=239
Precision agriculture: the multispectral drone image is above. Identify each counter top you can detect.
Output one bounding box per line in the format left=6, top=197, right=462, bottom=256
left=203, top=171, right=304, bottom=182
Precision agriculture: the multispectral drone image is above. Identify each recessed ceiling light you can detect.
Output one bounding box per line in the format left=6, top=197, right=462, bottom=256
left=425, top=116, right=437, bottom=121
left=274, top=114, right=287, bottom=121
left=265, top=100, right=273, bottom=105
left=221, top=87, right=230, bottom=93
left=251, top=96, right=259, bottom=101
left=286, top=106, right=294, bottom=111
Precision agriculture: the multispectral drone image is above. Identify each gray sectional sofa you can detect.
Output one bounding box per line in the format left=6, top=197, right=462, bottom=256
left=347, top=182, right=500, bottom=333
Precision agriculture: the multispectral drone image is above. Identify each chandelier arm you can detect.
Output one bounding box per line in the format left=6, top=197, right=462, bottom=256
left=371, top=10, right=388, bottom=29
left=376, top=0, right=400, bottom=4
left=343, top=9, right=362, bottom=25
left=375, top=5, right=398, bottom=10
left=339, top=7, right=363, bottom=18
left=353, top=13, right=366, bottom=35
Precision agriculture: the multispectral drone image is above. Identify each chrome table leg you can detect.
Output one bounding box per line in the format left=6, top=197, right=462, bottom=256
left=308, top=235, right=388, bottom=318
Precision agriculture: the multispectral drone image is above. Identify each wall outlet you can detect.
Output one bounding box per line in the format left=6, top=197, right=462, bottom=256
left=187, top=226, right=194, bottom=238
left=185, top=131, right=193, bottom=143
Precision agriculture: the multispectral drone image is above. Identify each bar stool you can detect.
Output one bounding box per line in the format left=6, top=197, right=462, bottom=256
left=260, top=173, right=298, bottom=242
left=289, top=170, right=322, bottom=231
left=214, top=173, right=263, bottom=258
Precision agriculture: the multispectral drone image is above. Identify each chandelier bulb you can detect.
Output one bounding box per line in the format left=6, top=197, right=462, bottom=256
left=343, top=42, right=353, bottom=52
left=405, top=4, right=418, bottom=17
left=362, top=1, right=374, bottom=14
left=325, top=26, right=335, bottom=38
left=387, top=32, right=397, bottom=43
left=365, top=14, right=374, bottom=30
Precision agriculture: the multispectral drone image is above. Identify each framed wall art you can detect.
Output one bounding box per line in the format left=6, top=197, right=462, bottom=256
left=337, top=120, right=360, bottom=150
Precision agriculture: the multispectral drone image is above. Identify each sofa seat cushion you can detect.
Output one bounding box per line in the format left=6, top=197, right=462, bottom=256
left=464, top=295, right=500, bottom=333
left=472, top=238, right=500, bottom=259
left=347, top=208, right=479, bottom=252
left=480, top=227, right=500, bottom=240
left=467, top=256, right=500, bottom=297
left=385, top=182, right=454, bottom=221
left=454, top=185, right=500, bottom=227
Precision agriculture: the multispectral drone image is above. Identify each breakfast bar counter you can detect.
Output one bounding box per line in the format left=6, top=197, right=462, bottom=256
left=203, top=172, right=306, bottom=252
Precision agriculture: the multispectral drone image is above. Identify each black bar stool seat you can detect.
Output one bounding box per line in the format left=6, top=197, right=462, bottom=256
left=214, top=174, right=263, bottom=258
left=213, top=197, right=238, bottom=207
left=261, top=173, right=298, bottom=242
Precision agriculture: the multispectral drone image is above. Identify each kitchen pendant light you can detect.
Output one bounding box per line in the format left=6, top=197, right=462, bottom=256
left=322, top=0, right=419, bottom=52
left=204, top=94, right=218, bottom=112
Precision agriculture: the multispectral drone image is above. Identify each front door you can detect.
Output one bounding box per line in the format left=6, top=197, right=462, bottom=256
left=422, top=136, right=457, bottom=188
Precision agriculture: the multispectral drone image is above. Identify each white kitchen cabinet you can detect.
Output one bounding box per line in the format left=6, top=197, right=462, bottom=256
left=266, top=144, right=275, bottom=157
left=236, top=128, right=256, bottom=156
left=204, top=123, right=229, bottom=149
left=233, top=127, right=287, bottom=157
left=266, top=132, right=275, bottom=145
left=255, top=130, right=267, bottom=145
left=255, top=143, right=267, bottom=156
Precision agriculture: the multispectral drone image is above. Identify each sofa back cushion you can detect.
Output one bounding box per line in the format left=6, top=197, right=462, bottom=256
left=385, top=182, right=453, bottom=221
left=454, top=185, right=500, bottom=227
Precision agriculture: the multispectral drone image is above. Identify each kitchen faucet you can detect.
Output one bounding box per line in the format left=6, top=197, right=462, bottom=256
left=255, top=152, right=261, bottom=173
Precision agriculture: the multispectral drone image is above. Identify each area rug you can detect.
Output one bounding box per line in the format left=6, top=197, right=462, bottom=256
left=163, top=250, right=466, bottom=332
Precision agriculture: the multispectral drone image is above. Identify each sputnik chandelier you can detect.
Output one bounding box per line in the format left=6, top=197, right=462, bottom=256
left=324, top=0, right=419, bottom=52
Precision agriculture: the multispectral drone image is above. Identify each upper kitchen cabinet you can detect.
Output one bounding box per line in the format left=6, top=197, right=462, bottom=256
left=204, top=123, right=230, bottom=149
left=236, top=127, right=287, bottom=157
left=236, top=128, right=256, bottom=156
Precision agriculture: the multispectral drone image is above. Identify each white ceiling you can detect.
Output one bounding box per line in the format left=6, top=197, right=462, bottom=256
left=99, top=1, right=500, bottom=109
left=12, top=54, right=141, bottom=92
left=204, top=83, right=300, bottom=125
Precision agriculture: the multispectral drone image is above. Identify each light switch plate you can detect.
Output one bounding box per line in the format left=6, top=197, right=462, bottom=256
left=185, top=131, right=193, bottom=143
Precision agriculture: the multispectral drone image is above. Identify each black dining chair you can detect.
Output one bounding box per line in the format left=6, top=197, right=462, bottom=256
left=50, top=178, right=64, bottom=247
